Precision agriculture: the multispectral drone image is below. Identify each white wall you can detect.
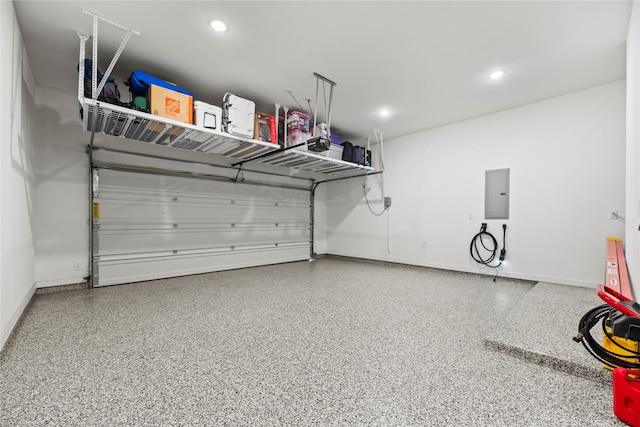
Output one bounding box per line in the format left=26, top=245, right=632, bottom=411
left=626, top=1, right=640, bottom=298
left=327, top=81, right=626, bottom=287
left=33, top=87, right=90, bottom=287
left=0, top=0, right=37, bottom=350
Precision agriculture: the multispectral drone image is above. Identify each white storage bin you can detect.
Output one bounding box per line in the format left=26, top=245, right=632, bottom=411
left=223, top=93, right=255, bottom=137
left=328, top=144, right=343, bottom=160
left=316, top=143, right=343, bottom=160
left=194, top=101, right=222, bottom=131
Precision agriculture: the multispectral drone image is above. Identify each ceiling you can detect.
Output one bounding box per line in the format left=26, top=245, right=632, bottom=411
left=13, top=0, right=632, bottom=142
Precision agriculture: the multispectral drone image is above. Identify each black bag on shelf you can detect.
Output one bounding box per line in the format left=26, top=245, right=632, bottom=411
left=341, top=141, right=355, bottom=162
left=78, top=59, right=120, bottom=104
left=353, top=146, right=366, bottom=165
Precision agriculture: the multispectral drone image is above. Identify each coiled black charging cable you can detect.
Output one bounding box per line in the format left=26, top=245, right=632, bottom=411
left=470, top=223, right=506, bottom=268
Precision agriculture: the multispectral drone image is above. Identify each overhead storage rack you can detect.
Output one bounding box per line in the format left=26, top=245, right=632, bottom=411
left=258, top=148, right=373, bottom=175
left=77, top=10, right=376, bottom=177
left=82, top=99, right=279, bottom=160
left=81, top=97, right=375, bottom=175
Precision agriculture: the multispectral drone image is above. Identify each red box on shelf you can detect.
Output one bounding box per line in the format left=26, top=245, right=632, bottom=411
left=254, top=112, right=277, bottom=144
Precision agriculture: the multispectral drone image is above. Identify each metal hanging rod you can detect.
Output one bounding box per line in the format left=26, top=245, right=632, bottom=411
left=372, top=128, right=386, bottom=172
left=80, top=10, right=140, bottom=101
left=82, top=10, right=141, bottom=35
left=312, top=72, right=337, bottom=137
left=313, top=72, right=337, bottom=87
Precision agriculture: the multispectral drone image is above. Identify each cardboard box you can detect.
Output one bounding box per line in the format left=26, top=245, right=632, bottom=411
left=148, top=84, right=193, bottom=124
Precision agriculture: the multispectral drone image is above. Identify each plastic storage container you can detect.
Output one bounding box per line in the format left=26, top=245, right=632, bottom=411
left=194, top=101, right=223, bottom=131
left=223, top=93, right=255, bottom=138
left=288, top=129, right=311, bottom=145
left=287, top=111, right=310, bottom=131
left=317, top=143, right=343, bottom=160
left=286, top=111, right=311, bottom=146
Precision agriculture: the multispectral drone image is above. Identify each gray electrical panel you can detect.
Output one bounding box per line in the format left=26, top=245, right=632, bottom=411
left=485, top=168, right=510, bottom=220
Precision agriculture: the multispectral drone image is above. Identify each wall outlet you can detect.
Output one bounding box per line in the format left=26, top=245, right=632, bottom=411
left=73, top=262, right=81, bottom=272
left=384, top=196, right=392, bottom=208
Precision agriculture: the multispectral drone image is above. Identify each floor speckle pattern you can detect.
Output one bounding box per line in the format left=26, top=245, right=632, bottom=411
left=0, top=258, right=623, bottom=426
left=484, top=281, right=611, bottom=384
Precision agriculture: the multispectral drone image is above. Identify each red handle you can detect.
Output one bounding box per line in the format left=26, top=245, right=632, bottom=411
left=603, top=283, right=632, bottom=302
left=597, top=284, right=640, bottom=318
left=626, top=371, right=640, bottom=382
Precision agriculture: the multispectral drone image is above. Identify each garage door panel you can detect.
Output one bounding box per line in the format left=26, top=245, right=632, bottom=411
left=94, top=168, right=311, bottom=286
left=96, top=244, right=309, bottom=287
left=98, top=228, right=310, bottom=255
left=98, top=203, right=309, bottom=223
left=98, top=220, right=308, bottom=231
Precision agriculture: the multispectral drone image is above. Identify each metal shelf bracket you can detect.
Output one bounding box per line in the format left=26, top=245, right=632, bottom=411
left=79, top=10, right=140, bottom=101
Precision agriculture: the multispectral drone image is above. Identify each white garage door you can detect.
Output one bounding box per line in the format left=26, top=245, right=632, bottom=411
left=93, top=167, right=310, bottom=287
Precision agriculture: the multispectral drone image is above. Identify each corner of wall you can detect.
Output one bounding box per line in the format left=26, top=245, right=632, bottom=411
left=0, top=0, right=38, bottom=353
left=0, top=282, right=35, bottom=352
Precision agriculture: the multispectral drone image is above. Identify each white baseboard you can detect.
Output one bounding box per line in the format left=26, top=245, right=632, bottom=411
left=326, top=250, right=596, bottom=288
left=36, top=277, right=86, bottom=288
left=1, top=282, right=36, bottom=353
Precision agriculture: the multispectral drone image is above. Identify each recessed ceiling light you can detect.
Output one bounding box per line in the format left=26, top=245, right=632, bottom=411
left=489, top=70, right=505, bottom=80
left=210, top=20, right=227, bottom=32
left=379, top=109, right=390, bottom=117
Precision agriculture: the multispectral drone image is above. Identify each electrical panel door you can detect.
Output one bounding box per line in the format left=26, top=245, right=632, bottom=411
left=485, top=168, right=510, bottom=220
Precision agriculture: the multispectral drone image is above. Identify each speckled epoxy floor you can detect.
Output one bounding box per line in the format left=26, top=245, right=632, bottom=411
left=0, top=258, right=623, bottom=426
left=485, top=281, right=612, bottom=384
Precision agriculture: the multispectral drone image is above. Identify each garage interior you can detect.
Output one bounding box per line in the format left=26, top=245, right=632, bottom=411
left=1, top=1, right=639, bottom=425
